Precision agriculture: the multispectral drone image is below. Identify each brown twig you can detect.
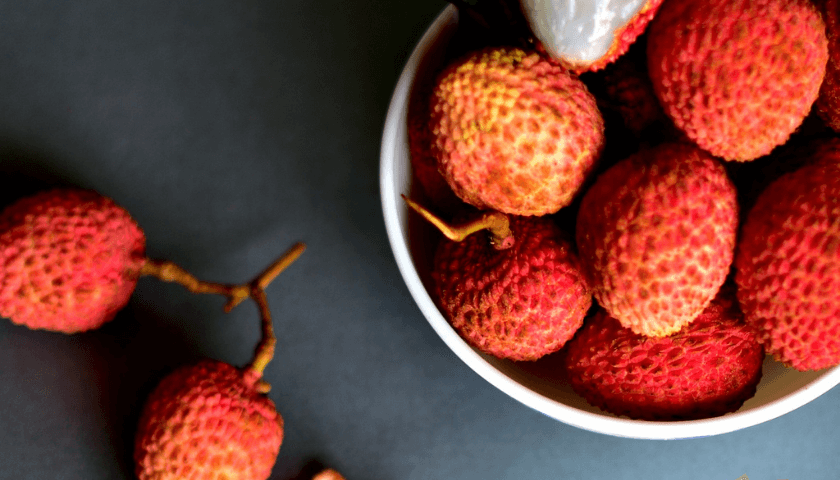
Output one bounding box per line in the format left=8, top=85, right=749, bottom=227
left=246, top=287, right=276, bottom=393
left=139, top=242, right=307, bottom=311
left=142, top=242, right=306, bottom=393
left=402, top=195, right=514, bottom=249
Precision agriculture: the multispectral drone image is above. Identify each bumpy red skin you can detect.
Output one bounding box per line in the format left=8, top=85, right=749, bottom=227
left=430, top=47, right=605, bottom=216
left=0, top=189, right=145, bottom=333
left=564, top=296, right=764, bottom=421
left=134, top=359, right=283, bottom=480
left=817, top=0, right=840, bottom=132
left=576, top=143, right=739, bottom=337
left=646, top=0, right=828, bottom=161
left=433, top=215, right=591, bottom=361
left=736, top=140, right=840, bottom=371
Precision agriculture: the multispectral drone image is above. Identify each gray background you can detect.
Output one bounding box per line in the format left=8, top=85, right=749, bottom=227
left=0, top=1, right=837, bottom=479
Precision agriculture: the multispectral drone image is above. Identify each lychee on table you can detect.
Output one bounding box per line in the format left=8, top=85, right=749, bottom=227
left=0, top=188, right=296, bottom=334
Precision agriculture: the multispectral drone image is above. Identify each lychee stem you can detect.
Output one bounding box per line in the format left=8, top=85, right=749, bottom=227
left=139, top=242, right=306, bottom=312
left=402, top=194, right=514, bottom=249
left=243, top=242, right=306, bottom=393
left=247, top=287, right=275, bottom=393
left=247, top=242, right=307, bottom=302
left=139, top=260, right=251, bottom=308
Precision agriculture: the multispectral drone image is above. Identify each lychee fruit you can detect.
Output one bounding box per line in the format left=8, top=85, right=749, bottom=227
left=563, top=292, right=764, bottom=420
left=0, top=188, right=145, bottom=333
left=735, top=139, right=840, bottom=371
left=816, top=0, right=840, bottom=132
left=134, top=244, right=305, bottom=480
left=429, top=46, right=605, bottom=216
left=521, top=0, right=664, bottom=73
left=0, top=188, right=289, bottom=334
left=134, top=359, right=284, bottom=480
left=575, top=142, right=739, bottom=337
left=404, top=196, right=591, bottom=361
left=646, top=0, right=828, bottom=161
left=582, top=36, right=685, bottom=147
left=598, top=43, right=666, bottom=137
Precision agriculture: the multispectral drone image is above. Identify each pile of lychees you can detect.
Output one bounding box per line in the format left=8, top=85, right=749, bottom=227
left=0, top=188, right=345, bottom=479
left=406, top=0, right=840, bottom=420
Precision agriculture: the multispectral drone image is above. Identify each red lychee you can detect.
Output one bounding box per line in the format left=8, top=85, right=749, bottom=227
left=430, top=46, right=605, bottom=216
left=134, top=359, right=284, bottom=480
left=406, top=198, right=592, bottom=361
left=646, top=0, right=828, bottom=161
left=563, top=293, right=764, bottom=420
left=0, top=188, right=296, bottom=334
left=735, top=139, right=840, bottom=371
left=575, top=143, right=739, bottom=337
left=0, top=188, right=145, bottom=333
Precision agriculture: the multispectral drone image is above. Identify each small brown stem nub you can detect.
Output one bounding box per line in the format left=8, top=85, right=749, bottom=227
left=402, top=194, right=514, bottom=249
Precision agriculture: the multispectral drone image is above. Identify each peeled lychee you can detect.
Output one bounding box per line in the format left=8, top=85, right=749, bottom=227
left=646, top=0, right=828, bottom=161
left=816, top=0, right=840, bottom=132
left=0, top=188, right=145, bottom=333
left=563, top=292, right=764, bottom=420
left=134, top=359, right=284, bottom=480
left=575, top=143, right=739, bottom=337
left=521, top=0, right=664, bottom=73
left=429, top=46, right=605, bottom=216
left=735, top=139, right=840, bottom=371
left=405, top=198, right=591, bottom=361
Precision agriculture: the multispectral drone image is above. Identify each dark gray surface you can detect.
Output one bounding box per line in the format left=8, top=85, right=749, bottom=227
left=0, top=1, right=837, bottom=479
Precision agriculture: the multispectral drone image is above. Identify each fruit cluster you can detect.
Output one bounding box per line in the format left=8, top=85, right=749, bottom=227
left=0, top=188, right=342, bottom=479
left=406, top=0, right=840, bottom=420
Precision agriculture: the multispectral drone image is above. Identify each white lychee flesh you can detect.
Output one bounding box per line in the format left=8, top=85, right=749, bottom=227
left=520, top=0, right=648, bottom=65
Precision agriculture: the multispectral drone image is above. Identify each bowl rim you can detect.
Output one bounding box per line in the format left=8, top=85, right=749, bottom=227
left=379, top=4, right=840, bottom=440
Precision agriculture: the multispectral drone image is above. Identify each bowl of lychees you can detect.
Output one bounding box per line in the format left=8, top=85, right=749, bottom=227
left=380, top=0, right=840, bottom=439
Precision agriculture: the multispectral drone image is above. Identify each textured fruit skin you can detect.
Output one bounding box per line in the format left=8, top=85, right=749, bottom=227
left=600, top=47, right=666, bottom=136
left=735, top=139, right=840, bottom=371
left=817, top=0, right=840, bottom=132
left=433, top=215, right=591, bottom=361
left=430, top=47, right=605, bottom=216
left=0, top=189, right=145, bottom=333
left=646, top=0, right=828, bottom=161
left=563, top=294, right=764, bottom=420
left=134, top=359, right=284, bottom=480
left=576, top=143, right=738, bottom=337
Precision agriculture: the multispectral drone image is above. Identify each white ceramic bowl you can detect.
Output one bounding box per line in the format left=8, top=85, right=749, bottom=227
left=379, top=4, right=840, bottom=439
